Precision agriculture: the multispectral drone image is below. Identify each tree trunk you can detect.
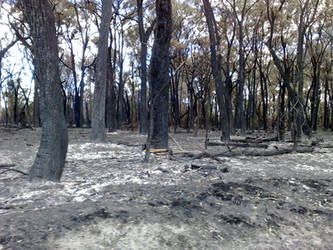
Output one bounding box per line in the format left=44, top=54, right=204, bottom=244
left=149, top=0, right=172, bottom=149
left=310, top=61, right=320, bottom=131
left=235, top=19, right=246, bottom=136
left=21, top=0, right=68, bottom=182
left=91, top=0, right=113, bottom=142
left=278, top=82, right=286, bottom=141
left=323, top=79, right=329, bottom=129
left=202, top=0, right=230, bottom=141
left=137, top=0, right=154, bottom=134
left=106, top=31, right=117, bottom=132
left=116, top=27, right=125, bottom=129
left=259, top=61, right=268, bottom=131
left=33, top=75, right=40, bottom=127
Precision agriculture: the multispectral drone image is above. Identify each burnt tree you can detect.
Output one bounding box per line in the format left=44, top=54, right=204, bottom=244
left=202, top=0, right=231, bottom=141
left=149, top=0, right=172, bottom=149
left=20, top=0, right=68, bottom=181
left=137, top=0, right=155, bottom=134
left=91, top=0, right=113, bottom=142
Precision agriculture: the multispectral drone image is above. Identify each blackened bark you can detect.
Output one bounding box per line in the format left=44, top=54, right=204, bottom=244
left=278, top=82, right=286, bottom=141
left=323, top=79, right=329, bottom=129
left=116, top=27, right=125, bottom=129
left=235, top=19, right=246, bottom=136
left=149, top=0, right=172, bottom=149
left=202, top=0, right=231, bottom=141
left=170, top=65, right=180, bottom=133
left=137, top=0, right=155, bottom=134
left=21, top=0, right=68, bottom=182
left=33, top=75, right=40, bottom=127
left=324, top=46, right=332, bottom=129
left=296, top=0, right=319, bottom=137
left=125, top=90, right=131, bottom=124
left=259, top=54, right=268, bottom=131
left=310, top=61, right=320, bottom=131
left=91, top=0, right=113, bottom=142
left=106, top=31, right=117, bottom=132
left=85, top=101, right=91, bottom=127
left=265, top=2, right=299, bottom=141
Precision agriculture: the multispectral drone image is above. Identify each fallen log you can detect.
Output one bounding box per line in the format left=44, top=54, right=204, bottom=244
left=229, top=136, right=278, bottom=143
left=174, top=146, right=313, bottom=159
left=208, top=141, right=269, bottom=148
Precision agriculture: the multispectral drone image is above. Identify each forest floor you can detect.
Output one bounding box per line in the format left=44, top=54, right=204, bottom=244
left=0, top=127, right=333, bottom=249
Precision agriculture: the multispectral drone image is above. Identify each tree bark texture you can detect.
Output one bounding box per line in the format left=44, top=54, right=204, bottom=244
left=91, top=0, right=113, bottom=142
left=106, top=41, right=117, bottom=132
left=202, top=0, right=231, bottom=141
left=20, top=0, right=68, bottom=182
left=33, top=75, right=40, bottom=127
left=149, top=0, right=172, bottom=149
left=137, top=0, right=155, bottom=134
left=235, top=18, right=246, bottom=136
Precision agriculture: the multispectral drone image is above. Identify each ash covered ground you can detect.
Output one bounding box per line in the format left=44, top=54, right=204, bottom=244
left=0, top=128, right=333, bottom=249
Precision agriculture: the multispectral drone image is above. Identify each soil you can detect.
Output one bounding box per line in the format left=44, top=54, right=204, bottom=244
left=0, top=127, right=332, bottom=250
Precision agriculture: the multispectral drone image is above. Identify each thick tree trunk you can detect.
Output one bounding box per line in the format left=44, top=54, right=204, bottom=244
left=21, top=0, right=68, bottom=182
left=149, top=0, right=172, bottom=149
left=91, top=0, right=113, bottom=142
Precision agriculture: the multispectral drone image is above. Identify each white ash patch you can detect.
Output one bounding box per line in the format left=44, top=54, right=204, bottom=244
left=0, top=153, right=13, bottom=165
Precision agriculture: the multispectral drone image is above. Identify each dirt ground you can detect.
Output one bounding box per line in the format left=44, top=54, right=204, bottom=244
left=0, top=127, right=332, bottom=250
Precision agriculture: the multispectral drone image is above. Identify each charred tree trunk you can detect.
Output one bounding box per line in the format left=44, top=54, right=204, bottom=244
left=124, top=90, right=131, bottom=124
left=91, top=0, right=113, bottom=142
left=137, top=0, right=155, bottom=134
left=149, top=0, right=172, bottom=149
left=21, top=0, right=68, bottom=182
left=116, top=27, right=125, bottom=129
left=259, top=57, right=268, bottom=131
left=106, top=30, right=117, bottom=132
left=170, top=66, right=180, bottom=133
left=278, top=82, right=286, bottom=141
left=235, top=19, right=246, bottom=136
left=323, top=79, right=329, bottom=129
left=33, top=75, right=40, bottom=127
left=202, top=0, right=230, bottom=141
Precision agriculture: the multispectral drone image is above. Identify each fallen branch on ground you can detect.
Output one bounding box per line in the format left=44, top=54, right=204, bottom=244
left=169, top=134, right=184, bottom=151
left=230, top=136, right=278, bottom=143
left=208, top=141, right=269, bottom=148
left=174, top=145, right=313, bottom=159
left=0, top=167, right=27, bottom=176
left=0, top=164, right=16, bottom=168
